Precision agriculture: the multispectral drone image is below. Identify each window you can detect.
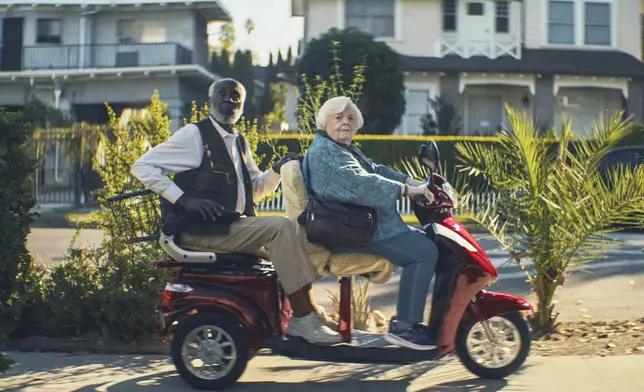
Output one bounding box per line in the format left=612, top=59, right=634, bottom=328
left=548, top=1, right=575, bottom=44
left=117, top=20, right=167, bottom=44
left=555, top=88, right=622, bottom=136
left=495, top=1, right=509, bottom=33
left=36, top=19, right=62, bottom=44
left=345, top=0, right=395, bottom=38
left=406, top=89, right=430, bottom=135
left=467, top=2, right=484, bottom=16
left=442, top=0, right=457, bottom=32
left=585, top=2, right=611, bottom=45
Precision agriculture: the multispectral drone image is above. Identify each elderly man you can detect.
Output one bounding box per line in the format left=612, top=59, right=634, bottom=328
left=131, top=78, right=341, bottom=345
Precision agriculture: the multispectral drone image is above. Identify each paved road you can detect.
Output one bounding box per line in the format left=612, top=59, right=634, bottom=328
left=26, top=228, right=644, bottom=323
left=2, top=351, right=644, bottom=392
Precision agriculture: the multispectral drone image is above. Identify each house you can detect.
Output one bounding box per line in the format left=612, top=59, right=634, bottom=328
left=291, top=0, right=644, bottom=136
left=0, top=0, right=231, bottom=128
left=0, top=0, right=230, bottom=206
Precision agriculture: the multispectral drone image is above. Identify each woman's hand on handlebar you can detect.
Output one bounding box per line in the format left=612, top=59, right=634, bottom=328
left=407, top=182, right=435, bottom=204
left=405, top=177, right=425, bottom=187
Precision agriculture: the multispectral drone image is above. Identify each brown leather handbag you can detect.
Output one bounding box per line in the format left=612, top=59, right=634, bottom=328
left=297, top=153, right=376, bottom=248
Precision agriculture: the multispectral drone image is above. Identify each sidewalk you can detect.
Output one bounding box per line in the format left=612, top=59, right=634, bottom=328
left=1, top=351, right=643, bottom=391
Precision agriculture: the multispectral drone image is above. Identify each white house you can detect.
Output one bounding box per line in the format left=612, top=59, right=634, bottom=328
left=0, top=0, right=231, bottom=128
left=291, top=0, right=644, bottom=136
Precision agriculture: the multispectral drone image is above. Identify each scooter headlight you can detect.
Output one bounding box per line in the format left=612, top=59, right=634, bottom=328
left=442, top=181, right=459, bottom=209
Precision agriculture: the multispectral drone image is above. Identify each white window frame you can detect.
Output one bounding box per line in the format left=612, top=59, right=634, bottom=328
left=337, top=0, right=402, bottom=42
left=36, top=18, right=63, bottom=44
left=543, top=0, right=616, bottom=49
left=405, top=88, right=432, bottom=135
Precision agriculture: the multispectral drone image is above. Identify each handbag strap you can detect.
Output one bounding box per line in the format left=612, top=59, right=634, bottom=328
left=303, top=138, right=378, bottom=197
left=303, top=153, right=316, bottom=197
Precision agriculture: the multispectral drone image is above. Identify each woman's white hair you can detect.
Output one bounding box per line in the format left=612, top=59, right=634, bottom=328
left=315, top=96, right=364, bottom=130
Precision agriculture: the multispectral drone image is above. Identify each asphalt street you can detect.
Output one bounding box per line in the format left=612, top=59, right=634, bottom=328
left=26, top=228, right=644, bottom=323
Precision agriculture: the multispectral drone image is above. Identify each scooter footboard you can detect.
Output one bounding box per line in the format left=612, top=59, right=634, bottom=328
left=464, top=290, right=533, bottom=321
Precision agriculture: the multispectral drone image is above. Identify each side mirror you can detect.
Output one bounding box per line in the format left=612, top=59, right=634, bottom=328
left=418, top=140, right=440, bottom=173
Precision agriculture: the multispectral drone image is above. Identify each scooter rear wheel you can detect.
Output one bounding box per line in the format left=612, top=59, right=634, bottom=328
left=171, top=312, right=250, bottom=390
left=455, top=311, right=531, bottom=379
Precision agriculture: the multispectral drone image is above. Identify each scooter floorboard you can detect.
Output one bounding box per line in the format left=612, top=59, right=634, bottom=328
left=263, top=337, right=438, bottom=364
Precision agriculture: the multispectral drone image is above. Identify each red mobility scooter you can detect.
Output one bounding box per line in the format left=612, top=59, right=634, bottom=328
left=108, top=141, right=533, bottom=391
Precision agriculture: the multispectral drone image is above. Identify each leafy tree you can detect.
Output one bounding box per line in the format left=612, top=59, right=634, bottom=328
left=294, top=40, right=365, bottom=152
left=208, top=51, right=220, bottom=75
left=297, top=27, right=405, bottom=134
left=0, top=110, right=39, bottom=372
left=231, top=50, right=257, bottom=121
left=454, top=107, right=644, bottom=333
left=277, top=50, right=286, bottom=71
left=231, top=50, right=246, bottom=81
left=217, top=21, right=236, bottom=52
left=218, top=48, right=232, bottom=77
left=286, top=46, right=294, bottom=68
left=260, top=53, right=278, bottom=117
left=244, top=18, right=255, bottom=35
left=420, top=97, right=463, bottom=136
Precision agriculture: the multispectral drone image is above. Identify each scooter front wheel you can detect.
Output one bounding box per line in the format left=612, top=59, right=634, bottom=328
left=171, top=312, right=251, bottom=390
left=455, top=311, right=531, bottom=379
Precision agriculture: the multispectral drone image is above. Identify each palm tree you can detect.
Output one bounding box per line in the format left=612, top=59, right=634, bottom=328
left=452, top=106, right=644, bottom=332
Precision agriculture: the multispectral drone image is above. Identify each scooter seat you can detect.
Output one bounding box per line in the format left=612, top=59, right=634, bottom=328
left=176, top=251, right=269, bottom=273
left=180, top=243, right=270, bottom=260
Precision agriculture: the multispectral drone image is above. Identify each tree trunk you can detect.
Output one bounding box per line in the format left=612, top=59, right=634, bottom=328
left=532, top=278, right=559, bottom=333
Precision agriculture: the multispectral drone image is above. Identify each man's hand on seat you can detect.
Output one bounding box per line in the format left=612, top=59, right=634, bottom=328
left=176, top=195, right=224, bottom=221
left=272, top=152, right=301, bottom=174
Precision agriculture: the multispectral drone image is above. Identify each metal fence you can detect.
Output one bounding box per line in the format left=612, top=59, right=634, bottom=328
left=255, top=188, right=498, bottom=216
left=32, top=129, right=100, bottom=206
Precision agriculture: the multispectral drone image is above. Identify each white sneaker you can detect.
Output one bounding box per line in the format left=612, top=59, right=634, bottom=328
left=286, top=313, right=343, bottom=345
left=315, top=306, right=339, bottom=331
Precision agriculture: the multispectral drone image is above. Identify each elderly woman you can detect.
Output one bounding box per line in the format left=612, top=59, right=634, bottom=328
left=302, top=96, right=439, bottom=350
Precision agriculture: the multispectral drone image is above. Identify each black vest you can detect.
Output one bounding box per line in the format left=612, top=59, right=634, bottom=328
left=161, top=118, right=256, bottom=236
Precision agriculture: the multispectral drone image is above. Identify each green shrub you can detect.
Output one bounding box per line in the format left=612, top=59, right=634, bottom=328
left=0, top=110, right=38, bottom=339
left=0, top=109, right=40, bottom=373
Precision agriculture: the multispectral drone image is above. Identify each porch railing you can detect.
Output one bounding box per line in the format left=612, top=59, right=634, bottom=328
left=21, top=43, right=193, bottom=71
left=438, top=37, right=522, bottom=59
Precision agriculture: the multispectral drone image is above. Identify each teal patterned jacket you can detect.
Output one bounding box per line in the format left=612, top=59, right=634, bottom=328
left=302, top=132, right=413, bottom=243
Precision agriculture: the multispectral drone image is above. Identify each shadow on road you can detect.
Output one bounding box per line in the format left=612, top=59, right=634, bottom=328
left=2, top=352, right=519, bottom=392
left=66, top=360, right=522, bottom=392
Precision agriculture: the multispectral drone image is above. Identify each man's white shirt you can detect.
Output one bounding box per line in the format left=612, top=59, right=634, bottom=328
left=130, top=117, right=280, bottom=214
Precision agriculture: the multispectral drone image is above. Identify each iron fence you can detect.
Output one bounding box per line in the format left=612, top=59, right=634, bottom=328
left=32, top=129, right=100, bottom=206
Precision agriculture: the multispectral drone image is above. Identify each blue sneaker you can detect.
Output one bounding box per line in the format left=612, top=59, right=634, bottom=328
left=384, top=318, right=437, bottom=351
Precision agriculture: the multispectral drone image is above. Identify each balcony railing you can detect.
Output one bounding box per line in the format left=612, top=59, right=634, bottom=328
left=438, top=37, right=522, bottom=59
left=21, top=43, right=193, bottom=71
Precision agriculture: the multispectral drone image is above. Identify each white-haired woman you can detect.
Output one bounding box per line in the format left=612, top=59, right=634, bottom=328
left=301, top=96, right=440, bottom=350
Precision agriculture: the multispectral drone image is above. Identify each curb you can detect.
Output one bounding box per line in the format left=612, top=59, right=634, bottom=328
left=2, top=336, right=170, bottom=356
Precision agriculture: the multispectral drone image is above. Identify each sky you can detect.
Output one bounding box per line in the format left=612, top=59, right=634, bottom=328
left=209, top=0, right=304, bottom=66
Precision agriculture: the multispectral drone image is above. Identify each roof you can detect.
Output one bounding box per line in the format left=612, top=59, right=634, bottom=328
left=399, top=48, right=644, bottom=78
left=0, top=0, right=231, bottom=20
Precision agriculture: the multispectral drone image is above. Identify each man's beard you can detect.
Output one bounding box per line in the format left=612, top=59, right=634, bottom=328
left=209, top=105, right=242, bottom=125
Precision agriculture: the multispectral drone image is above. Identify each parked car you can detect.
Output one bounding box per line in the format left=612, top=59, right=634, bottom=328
left=599, top=145, right=644, bottom=173
left=598, top=145, right=644, bottom=232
